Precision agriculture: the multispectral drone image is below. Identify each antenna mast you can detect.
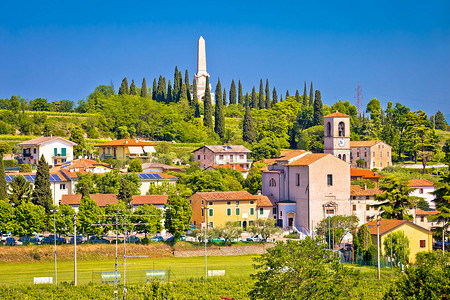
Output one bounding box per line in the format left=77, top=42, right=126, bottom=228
left=355, top=83, right=363, bottom=117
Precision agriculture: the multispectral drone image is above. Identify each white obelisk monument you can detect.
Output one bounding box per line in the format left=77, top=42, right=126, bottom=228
left=194, top=36, right=212, bottom=101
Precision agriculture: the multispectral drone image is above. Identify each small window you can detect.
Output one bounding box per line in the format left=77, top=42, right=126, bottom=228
left=236, top=201, right=240, bottom=205
left=280, top=211, right=282, bottom=217
left=189, top=200, right=192, bottom=204
left=364, top=152, right=367, bottom=157
left=201, top=209, right=204, bottom=217
left=366, top=205, right=370, bottom=211
left=209, top=202, right=213, bottom=206
left=227, top=208, right=232, bottom=216
left=326, top=209, right=334, bottom=215
left=33, top=148, right=36, bottom=154
left=352, top=204, right=356, bottom=212
left=296, top=173, right=300, bottom=186
left=387, top=152, right=389, bottom=157
left=420, top=240, right=426, bottom=248
left=373, top=152, right=375, bottom=157
left=366, top=196, right=369, bottom=200
left=269, top=178, right=276, bottom=187
left=272, top=207, right=277, bottom=214
left=352, top=196, right=356, bottom=200
left=219, top=155, right=224, bottom=159
left=54, top=159, right=57, bottom=165
left=419, top=189, right=424, bottom=194
left=260, top=208, right=264, bottom=215
left=197, top=155, right=200, bottom=160
left=250, top=201, right=254, bottom=204
left=327, top=174, right=333, bottom=186
left=60, top=184, right=66, bottom=190
left=420, top=216, right=425, bottom=222
left=209, top=209, right=213, bottom=217
left=203, top=155, right=205, bottom=159
left=227, top=201, right=231, bottom=205
left=357, top=152, right=359, bottom=157
left=236, top=208, right=240, bottom=216
left=239, top=155, right=244, bottom=159
left=250, top=208, right=254, bottom=215
left=209, top=222, right=214, bottom=228
left=201, top=200, right=204, bottom=205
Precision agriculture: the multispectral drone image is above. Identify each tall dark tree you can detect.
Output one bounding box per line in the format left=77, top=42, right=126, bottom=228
left=152, top=78, right=157, bottom=100
left=140, top=77, right=148, bottom=98
left=313, top=90, right=324, bottom=125
left=286, top=90, right=290, bottom=98
left=243, top=97, right=256, bottom=143
left=118, top=77, right=129, bottom=95
left=433, top=110, right=448, bottom=130
left=238, top=80, right=244, bottom=105
left=244, top=93, right=249, bottom=107
left=229, top=79, right=237, bottom=105
left=214, top=79, right=225, bottom=139
left=309, top=82, right=314, bottom=106
left=251, top=86, right=258, bottom=109
left=173, top=66, right=181, bottom=102
left=203, top=76, right=213, bottom=129
left=223, top=88, right=227, bottom=106
left=31, top=155, right=52, bottom=212
left=166, top=80, right=173, bottom=104
left=303, top=82, right=308, bottom=106
left=192, top=78, right=200, bottom=118
left=259, top=79, right=265, bottom=109
left=0, top=143, right=9, bottom=200
left=180, top=83, right=188, bottom=103
left=184, top=69, right=191, bottom=105
left=280, top=95, right=283, bottom=101
left=129, top=80, right=137, bottom=95
left=272, top=87, right=278, bottom=105
left=295, top=90, right=300, bottom=103
left=156, top=75, right=166, bottom=102
left=265, top=79, right=271, bottom=109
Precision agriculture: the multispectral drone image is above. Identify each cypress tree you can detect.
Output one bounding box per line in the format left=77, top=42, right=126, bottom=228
left=303, top=82, right=308, bottom=106
left=167, top=80, right=173, bottom=104
left=214, top=79, right=225, bottom=139
left=31, top=155, right=52, bottom=212
left=272, top=87, right=278, bottom=105
left=243, top=97, right=256, bottom=143
left=156, top=76, right=165, bottom=102
left=238, top=80, right=244, bottom=105
left=141, top=77, right=148, bottom=98
left=223, top=88, right=227, bottom=106
left=280, top=95, right=283, bottom=101
left=313, top=90, right=324, bottom=125
left=152, top=78, right=157, bottom=100
left=195, top=102, right=200, bottom=118
left=173, top=66, right=180, bottom=102
left=118, top=77, right=129, bottom=95
left=295, top=90, right=300, bottom=103
left=192, top=79, right=199, bottom=107
left=229, top=79, right=237, bottom=105
left=286, top=90, right=290, bottom=98
left=203, top=77, right=213, bottom=129
left=185, top=69, right=191, bottom=105
left=180, top=83, right=188, bottom=102
left=244, top=93, right=249, bottom=107
left=309, top=82, right=314, bottom=106
left=129, top=80, right=137, bottom=95
left=265, top=79, right=271, bottom=109
left=0, top=155, right=6, bottom=200
left=259, top=79, right=265, bottom=109
left=251, top=87, right=258, bottom=109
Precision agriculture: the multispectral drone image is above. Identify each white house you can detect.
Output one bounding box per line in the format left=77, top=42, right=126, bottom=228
left=17, top=136, right=76, bottom=167
left=409, top=179, right=436, bottom=209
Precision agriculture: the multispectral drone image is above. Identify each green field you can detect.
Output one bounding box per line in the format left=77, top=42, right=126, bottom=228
left=0, top=254, right=257, bottom=285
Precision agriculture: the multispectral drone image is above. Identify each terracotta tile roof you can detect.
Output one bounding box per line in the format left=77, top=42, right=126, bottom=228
left=190, top=191, right=257, bottom=202
left=351, top=185, right=382, bottom=196
left=287, top=153, right=330, bottom=166
left=61, top=194, right=168, bottom=207
left=209, top=164, right=246, bottom=172
left=416, top=209, right=439, bottom=216
left=363, top=219, right=431, bottom=235
left=351, top=168, right=382, bottom=178
left=51, top=159, right=111, bottom=173
left=324, top=111, right=349, bottom=118
left=350, top=140, right=382, bottom=148
left=95, top=139, right=156, bottom=147
left=17, top=136, right=76, bottom=146
left=256, top=195, right=274, bottom=207
left=275, top=150, right=308, bottom=161
left=193, top=145, right=251, bottom=153
left=408, top=179, right=435, bottom=187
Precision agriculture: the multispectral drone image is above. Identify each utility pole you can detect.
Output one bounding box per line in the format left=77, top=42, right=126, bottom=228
left=50, top=209, right=58, bottom=285
left=377, top=216, right=381, bottom=281
left=74, top=213, right=77, bottom=286
left=203, top=206, right=208, bottom=279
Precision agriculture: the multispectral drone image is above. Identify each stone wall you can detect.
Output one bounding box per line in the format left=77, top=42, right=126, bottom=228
left=173, top=244, right=274, bottom=257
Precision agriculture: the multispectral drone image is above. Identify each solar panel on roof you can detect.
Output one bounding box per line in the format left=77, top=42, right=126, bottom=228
left=146, top=174, right=154, bottom=179
left=29, top=175, right=36, bottom=182
left=138, top=174, right=146, bottom=180
left=24, top=175, right=33, bottom=181
left=153, top=174, right=162, bottom=179
left=6, top=175, right=12, bottom=182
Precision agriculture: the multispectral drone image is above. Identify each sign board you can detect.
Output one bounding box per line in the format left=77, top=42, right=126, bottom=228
left=145, top=270, right=165, bottom=282
left=101, top=272, right=121, bottom=284
left=34, top=277, right=53, bottom=284
left=208, top=270, right=225, bottom=276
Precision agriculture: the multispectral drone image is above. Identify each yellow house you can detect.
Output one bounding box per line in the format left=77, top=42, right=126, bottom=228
left=95, top=139, right=156, bottom=160
left=188, top=191, right=259, bottom=230
left=365, top=219, right=433, bottom=263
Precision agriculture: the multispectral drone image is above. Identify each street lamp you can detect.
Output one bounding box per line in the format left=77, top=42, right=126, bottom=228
left=73, top=213, right=77, bottom=286
left=202, top=206, right=209, bottom=279
left=50, top=209, right=59, bottom=285
left=377, top=214, right=381, bottom=281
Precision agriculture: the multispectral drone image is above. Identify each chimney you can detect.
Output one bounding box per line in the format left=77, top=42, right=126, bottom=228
left=257, top=190, right=261, bottom=195
left=50, top=134, right=52, bottom=138
left=125, top=140, right=128, bottom=144
left=364, top=184, right=367, bottom=190
left=136, top=139, right=138, bottom=143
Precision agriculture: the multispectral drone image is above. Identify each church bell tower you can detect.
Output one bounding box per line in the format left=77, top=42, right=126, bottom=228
left=323, top=111, right=350, bottom=162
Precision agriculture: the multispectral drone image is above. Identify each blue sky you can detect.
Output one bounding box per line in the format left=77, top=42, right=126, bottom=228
left=0, top=1, right=449, bottom=117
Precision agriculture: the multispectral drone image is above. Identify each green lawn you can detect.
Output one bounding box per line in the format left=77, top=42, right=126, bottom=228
left=0, top=254, right=257, bottom=285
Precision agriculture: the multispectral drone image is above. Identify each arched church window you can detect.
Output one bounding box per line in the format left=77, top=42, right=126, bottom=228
left=343, top=154, right=346, bottom=162
left=338, top=154, right=342, bottom=159
left=326, top=122, right=331, bottom=137
left=269, top=178, right=276, bottom=187
left=338, top=122, right=345, bottom=137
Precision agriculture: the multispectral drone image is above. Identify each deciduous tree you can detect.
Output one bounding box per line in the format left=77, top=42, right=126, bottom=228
left=164, top=194, right=192, bottom=240
left=70, top=127, right=86, bottom=158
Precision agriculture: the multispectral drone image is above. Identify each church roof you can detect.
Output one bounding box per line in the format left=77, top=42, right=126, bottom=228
left=324, top=111, right=349, bottom=118
left=287, top=153, right=330, bottom=166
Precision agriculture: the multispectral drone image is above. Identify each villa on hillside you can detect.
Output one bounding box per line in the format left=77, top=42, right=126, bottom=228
left=192, top=145, right=252, bottom=170
left=17, top=136, right=76, bottom=167
left=95, top=139, right=156, bottom=160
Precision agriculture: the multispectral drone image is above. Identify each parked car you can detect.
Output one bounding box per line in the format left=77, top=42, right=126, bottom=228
left=1, top=233, right=12, bottom=242
left=5, top=237, right=16, bottom=246
left=165, top=235, right=186, bottom=243
left=89, top=236, right=110, bottom=244
left=246, top=235, right=264, bottom=242
left=30, top=236, right=42, bottom=245
left=19, top=236, right=31, bottom=244
left=126, top=236, right=140, bottom=243
left=69, top=235, right=84, bottom=244
left=150, top=236, right=164, bottom=242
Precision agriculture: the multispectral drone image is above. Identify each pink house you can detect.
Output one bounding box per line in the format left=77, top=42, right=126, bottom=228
left=192, top=145, right=252, bottom=170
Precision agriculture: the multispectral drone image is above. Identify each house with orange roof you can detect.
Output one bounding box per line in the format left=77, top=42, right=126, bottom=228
left=412, top=208, right=441, bottom=231
left=350, top=168, right=382, bottom=188
left=188, top=191, right=259, bottom=230
left=361, top=219, right=432, bottom=263
left=51, top=158, right=114, bottom=174
left=408, top=179, right=436, bottom=209
left=261, top=150, right=351, bottom=234
left=17, top=136, right=76, bottom=167
left=95, top=139, right=156, bottom=160
left=350, top=184, right=383, bottom=225
left=255, top=194, right=276, bottom=219
left=192, top=145, right=252, bottom=170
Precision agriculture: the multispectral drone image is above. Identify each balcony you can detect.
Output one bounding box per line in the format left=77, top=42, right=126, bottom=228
left=52, top=153, right=68, bottom=158
left=23, top=153, right=32, bottom=158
